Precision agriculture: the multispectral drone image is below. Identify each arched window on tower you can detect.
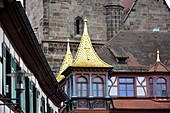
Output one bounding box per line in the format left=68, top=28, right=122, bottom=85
left=77, top=77, right=87, bottom=97
left=75, top=17, right=83, bottom=35
left=157, top=77, right=166, bottom=96
left=93, top=77, right=103, bottom=97
left=149, top=77, right=153, bottom=96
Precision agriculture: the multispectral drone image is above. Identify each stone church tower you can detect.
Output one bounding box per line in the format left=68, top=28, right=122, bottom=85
left=25, top=0, right=170, bottom=75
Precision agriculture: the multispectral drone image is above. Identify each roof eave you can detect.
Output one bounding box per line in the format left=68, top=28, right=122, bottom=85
left=0, top=1, right=68, bottom=105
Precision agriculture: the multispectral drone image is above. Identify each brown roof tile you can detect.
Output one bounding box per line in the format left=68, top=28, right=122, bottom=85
left=98, top=31, right=170, bottom=67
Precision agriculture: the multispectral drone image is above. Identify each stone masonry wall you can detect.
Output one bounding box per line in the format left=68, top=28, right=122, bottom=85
left=26, top=0, right=44, bottom=42
left=124, top=0, right=170, bottom=32
left=47, top=0, right=109, bottom=41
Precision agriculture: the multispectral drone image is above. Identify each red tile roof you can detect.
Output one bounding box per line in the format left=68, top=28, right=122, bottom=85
left=113, top=100, right=170, bottom=109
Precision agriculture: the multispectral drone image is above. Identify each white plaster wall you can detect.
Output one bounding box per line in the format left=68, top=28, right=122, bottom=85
left=0, top=27, right=3, bottom=57
left=4, top=35, right=9, bottom=48
left=0, top=103, right=14, bottom=113
left=10, top=44, right=15, bottom=57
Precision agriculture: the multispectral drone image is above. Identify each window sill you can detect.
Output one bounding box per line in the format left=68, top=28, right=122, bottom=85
left=152, top=98, right=170, bottom=102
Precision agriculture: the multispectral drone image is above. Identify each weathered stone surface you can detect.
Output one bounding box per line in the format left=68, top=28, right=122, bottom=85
left=26, top=0, right=170, bottom=75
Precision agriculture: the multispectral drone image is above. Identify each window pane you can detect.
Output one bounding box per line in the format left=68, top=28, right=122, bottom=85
left=82, top=91, right=87, bottom=96
left=78, top=77, right=86, bottom=82
left=157, top=78, right=166, bottom=83
left=162, top=85, right=166, bottom=90
left=126, top=78, right=133, bottom=83
left=98, top=91, right=103, bottom=97
left=78, top=84, right=81, bottom=90
left=93, top=77, right=102, bottom=82
left=119, top=78, right=134, bottom=97
left=120, top=91, right=126, bottom=96
left=82, top=84, right=86, bottom=90
left=119, top=84, right=126, bottom=90
left=93, top=84, right=96, bottom=90
left=98, top=84, right=103, bottom=89
left=119, top=78, right=126, bottom=82
left=78, top=91, right=81, bottom=96
left=157, top=84, right=161, bottom=90
left=127, top=91, right=134, bottom=96
left=162, top=90, right=166, bottom=96
left=149, top=85, right=153, bottom=90
left=127, top=85, right=133, bottom=90
left=93, top=91, right=97, bottom=96
left=157, top=91, right=161, bottom=96
left=149, top=78, right=153, bottom=83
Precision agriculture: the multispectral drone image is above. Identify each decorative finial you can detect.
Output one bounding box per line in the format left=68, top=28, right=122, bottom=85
left=83, top=17, right=88, bottom=36
left=66, top=38, right=71, bottom=54
left=67, top=37, right=70, bottom=42
left=84, top=17, right=87, bottom=22
left=156, top=49, right=160, bottom=62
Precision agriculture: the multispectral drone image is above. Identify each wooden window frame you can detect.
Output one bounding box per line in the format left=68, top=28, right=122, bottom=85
left=77, top=77, right=88, bottom=97
left=118, top=77, right=135, bottom=97
left=93, top=77, right=103, bottom=97
left=157, top=77, right=167, bottom=97
left=149, top=77, right=153, bottom=96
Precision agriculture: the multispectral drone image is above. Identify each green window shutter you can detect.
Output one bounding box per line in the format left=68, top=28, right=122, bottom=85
left=11, top=55, right=16, bottom=103
left=2, top=42, right=6, bottom=95
left=29, top=79, right=33, bottom=113
left=36, top=89, right=39, bottom=113
left=51, top=107, right=53, bottom=113
left=41, top=97, right=45, bottom=113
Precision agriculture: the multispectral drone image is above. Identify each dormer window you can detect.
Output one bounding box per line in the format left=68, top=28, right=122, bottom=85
left=108, top=47, right=128, bottom=64
left=117, top=58, right=127, bottom=64
left=75, top=16, right=83, bottom=35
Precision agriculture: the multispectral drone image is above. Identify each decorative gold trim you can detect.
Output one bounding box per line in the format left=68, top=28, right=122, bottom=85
left=56, top=38, right=73, bottom=82
left=71, top=18, right=112, bottom=67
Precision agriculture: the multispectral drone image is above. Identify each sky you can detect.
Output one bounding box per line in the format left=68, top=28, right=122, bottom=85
left=165, top=0, right=170, bottom=7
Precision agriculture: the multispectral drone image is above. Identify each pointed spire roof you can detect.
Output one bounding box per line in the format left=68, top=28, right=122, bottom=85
left=71, top=18, right=112, bottom=67
left=148, top=50, right=169, bottom=72
left=56, top=38, right=73, bottom=82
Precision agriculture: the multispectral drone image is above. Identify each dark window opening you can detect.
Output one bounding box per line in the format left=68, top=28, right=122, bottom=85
left=76, top=20, right=80, bottom=34
left=75, top=17, right=83, bottom=35
left=118, top=58, right=126, bottom=64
